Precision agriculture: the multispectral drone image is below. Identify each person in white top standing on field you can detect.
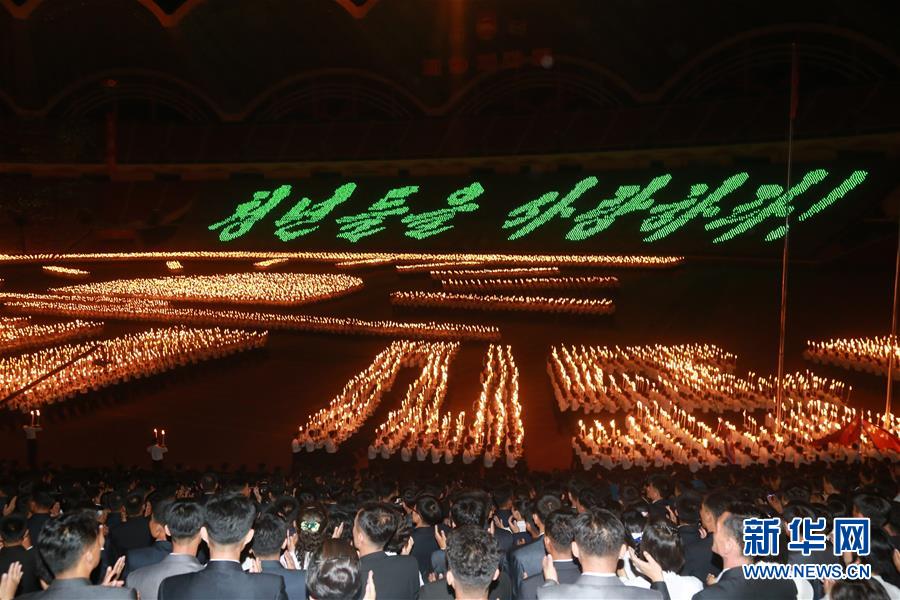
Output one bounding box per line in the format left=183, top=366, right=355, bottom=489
left=147, top=435, right=168, bottom=471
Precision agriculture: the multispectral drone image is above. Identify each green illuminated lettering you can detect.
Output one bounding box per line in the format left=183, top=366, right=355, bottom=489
left=566, top=175, right=671, bottom=241
left=401, top=182, right=484, bottom=240
left=504, top=177, right=598, bottom=241
left=335, top=186, right=418, bottom=243
left=274, top=183, right=357, bottom=242
left=209, top=185, right=291, bottom=242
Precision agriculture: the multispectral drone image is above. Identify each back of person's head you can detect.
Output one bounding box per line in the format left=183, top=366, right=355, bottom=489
left=0, top=514, right=27, bottom=544
left=451, top=494, right=488, bottom=528
left=307, top=539, right=361, bottom=600
left=124, top=493, right=145, bottom=518
left=414, top=495, right=443, bottom=527
left=355, top=502, right=398, bottom=549
left=204, top=493, right=257, bottom=546
left=640, top=522, right=684, bottom=573
left=166, top=500, right=204, bottom=543
left=446, top=526, right=501, bottom=597
left=719, top=505, right=766, bottom=562
left=859, top=530, right=900, bottom=588
left=534, top=494, right=563, bottom=524
left=253, top=513, right=287, bottom=558
left=647, top=475, right=673, bottom=499
left=830, top=578, right=892, bottom=600
left=150, top=497, right=173, bottom=526
left=702, top=490, right=734, bottom=520
left=273, top=496, right=300, bottom=524
left=200, top=473, right=219, bottom=493
left=492, top=485, right=513, bottom=509
left=32, top=487, right=54, bottom=511
left=38, top=511, right=99, bottom=576
left=621, top=508, right=648, bottom=546
left=572, top=508, right=626, bottom=559
left=544, top=509, right=576, bottom=553
left=297, top=504, right=329, bottom=553
left=674, top=492, right=701, bottom=525
left=853, top=494, right=891, bottom=529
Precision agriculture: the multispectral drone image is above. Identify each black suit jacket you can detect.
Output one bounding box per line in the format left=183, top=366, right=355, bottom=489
left=19, top=577, right=137, bottom=599
left=359, top=551, right=420, bottom=600
left=0, top=545, right=40, bottom=595
left=692, top=566, right=797, bottom=599
left=678, top=525, right=720, bottom=581
left=259, top=560, right=307, bottom=600
left=126, top=541, right=172, bottom=576
left=158, top=560, right=287, bottom=600
left=417, top=571, right=513, bottom=600
left=508, top=535, right=544, bottom=598
left=518, top=560, right=580, bottom=600
left=411, top=527, right=440, bottom=576
left=27, top=514, right=51, bottom=547
left=109, top=517, right=153, bottom=561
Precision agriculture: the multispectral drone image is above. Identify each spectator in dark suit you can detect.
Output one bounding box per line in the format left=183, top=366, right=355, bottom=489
left=353, top=502, right=420, bottom=600
left=251, top=513, right=307, bottom=600
left=410, top=495, right=442, bottom=577
left=0, top=515, right=40, bottom=596
left=509, top=494, right=563, bottom=597
left=644, top=475, right=673, bottom=521
left=108, top=493, right=152, bottom=562
left=537, top=509, right=663, bottom=600
left=694, top=505, right=798, bottom=599
left=445, top=527, right=501, bottom=600
left=518, top=510, right=578, bottom=600
left=432, top=493, right=512, bottom=577
left=125, top=500, right=205, bottom=600
left=673, top=492, right=719, bottom=581
left=125, top=498, right=173, bottom=576
left=30, top=511, right=136, bottom=598
left=26, top=489, right=54, bottom=548
left=158, top=494, right=286, bottom=600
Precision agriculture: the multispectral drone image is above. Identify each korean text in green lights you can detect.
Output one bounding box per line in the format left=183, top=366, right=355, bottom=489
left=208, top=169, right=868, bottom=244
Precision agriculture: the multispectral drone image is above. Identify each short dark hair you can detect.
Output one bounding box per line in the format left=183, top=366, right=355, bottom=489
left=853, top=494, right=891, bottom=529
left=414, top=495, right=443, bottom=527
left=674, top=493, right=701, bottom=525
left=124, top=493, right=145, bottom=518
left=446, top=526, right=500, bottom=593
left=0, top=515, right=27, bottom=543
left=702, top=490, right=734, bottom=521
left=534, top=494, right=563, bottom=523
left=166, top=500, right=204, bottom=542
left=200, top=473, right=218, bottom=493
left=204, top=494, right=256, bottom=545
left=829, top=579, right=891, bottom=600
left=647, top=475, right=673, bottom=499
left=307, top=539, right=361, bottom=600
left=151, top=498, right=172, bottom=526
left=38, top=511, right=99, bottom=575
left=720, top=505, right=767, bottom=560
left=32, top=488, right=54, bottom=510
left=544, top=509, right=576, bottom=553
left=640, top=523, right=684, bottom=572
left=450, top=494, right=488, bottom=528
left=254, top=513, right=287, bottom=557
left=355, top=503, right=398, bottom=548
left=572, top=508, right=625, bottom=559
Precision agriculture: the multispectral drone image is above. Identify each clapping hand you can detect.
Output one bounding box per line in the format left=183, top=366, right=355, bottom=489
left=401, top=536, right=415, bottom=556
left=2, top=497, right=16, bottom=518
left=102, top=556, right=126, bottom=587
left=434, top=525, right=448, bottom=550
left=363, top=571, right=376, bottom=600
left=0, top=562, right=22, bottom=600
left=541, top=554, right=559, bottom=583
left=332, top=522, right=345, bottom=539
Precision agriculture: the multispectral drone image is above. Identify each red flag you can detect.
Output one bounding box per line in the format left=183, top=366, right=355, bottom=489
left=789, top=44, right=799, bottom=121
left=812, top=415, right=862, bottom=448
left=861, top=419, right=900, bottom=453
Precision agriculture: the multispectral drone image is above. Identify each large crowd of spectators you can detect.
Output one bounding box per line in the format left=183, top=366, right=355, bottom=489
left=0, top=457, right=898, bottom=599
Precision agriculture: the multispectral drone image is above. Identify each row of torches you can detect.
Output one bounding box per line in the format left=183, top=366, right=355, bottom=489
left=805, top=336, right=900, bottom=377
left=297, top=341, right=524, bottom=467
left=391, top=291, right=615, bottom=315
left=0, top=326, right=267, bottom=412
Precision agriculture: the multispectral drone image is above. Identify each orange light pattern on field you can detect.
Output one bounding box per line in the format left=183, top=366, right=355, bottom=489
left=50, top=273, right=363, bottom=306
left=429, top=267, right=560, bottom=280
left=806, top=336, right=900, bottom=378
left=441, top=276, right=619, bottom=293
left=0, top=319, right=104, bottom=354
left=0, top=326, right=267, bottom=412
left=392, top=291, right=614, bottom=315
left=1, top=295, right=500, bottom=341
left=42, top=266, right=90, bottom=279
